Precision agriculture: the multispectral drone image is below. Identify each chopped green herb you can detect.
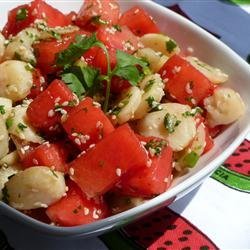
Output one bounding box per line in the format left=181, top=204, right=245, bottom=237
left=61, top=65, right=99, bottom=98
left=25, top=63, right=34, bottom=72
left=16, top=8, right=28, bottom=21
left=183, top=151, right=199, bottom=168
left=112, top=50, right=149, bottom=86
left=0, top=105, right=6, bottom=115
left=113, top=24, right=122, bottom=32
left=164, top=113, right=181, bottom=133
left=146, top=96, right=162, bottom=112
left=91, top=15, right=109, bottom=25
left=18, top=123, right=27, bottom=131
left=111, top=94, right=131, bottom=115
left=56, top=33, right=102, bottom=69
left=144, top=79, right=155, bottom=92
left=145, top=139, right=167, bottom=156
left=166, top=39, right=177, bottom=53
left=50, top=169, right=58, bottom=178
left=14, top=52, right=22, bottom=60
left=2, top=186, right=9, bottom=204
left=5, top=118, right=13, bottom=129
left=182, top=107, right=203, bottom=118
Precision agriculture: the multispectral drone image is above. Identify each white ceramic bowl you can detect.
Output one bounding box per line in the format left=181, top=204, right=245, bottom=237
left=0, top=0, right=249, bottom=238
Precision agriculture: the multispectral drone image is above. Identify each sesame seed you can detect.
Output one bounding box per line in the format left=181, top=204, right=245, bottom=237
left=92, top=209, right=99, bottom=219
left=172, top=66, right=181, bottom=74
left=89, top=144, right=95, bottom=149
left=164, top=177, right=169, bottom=183
left=48, top=109, right=55, bottom=117
left=69, top=167, right=75, bottom=176
left=134, top=8, right=139, bottom=14
left=96, top=121, right=103, bottom=128
left=20, top=147, right=26, bottom=155
left=84, top=207, right=90, bottom=215
left=32, top=158, right=39, bottom=165
left=109, top=2, right=118, bottom=9
left=111, top=115, right=117, bottom=120
left=61, top=101, right=69, bottom=106
left=54, top=97, right=61, bottom=103
left=187, top=46, right=194, bottom=53
left=162, top=70, right=167, bottom=77
left=191, top=98, right=197, bottom=105
left=65, top=186, right=69, bottom=192
left=146, top=159, right=152, bottom=167
left=23, top=145, right=30, bottom=151
left=96, top=209, right=102, bottom=215
left=93, top=101, right=101, bottom=108
left=116, top=168, right=122, bottom=177
left=185, top=82, right=193, bottom=94
left=74, top=138, right=81, bottom=146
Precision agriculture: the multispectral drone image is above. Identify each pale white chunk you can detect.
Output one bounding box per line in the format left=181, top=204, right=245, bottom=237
left=5, top=167, right=66, bottom=210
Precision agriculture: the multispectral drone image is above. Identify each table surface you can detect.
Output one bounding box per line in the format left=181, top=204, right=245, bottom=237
left=0, top=1, right=250, bottom=249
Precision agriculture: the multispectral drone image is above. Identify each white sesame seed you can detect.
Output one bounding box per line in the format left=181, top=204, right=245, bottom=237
left=92, top=209, right=99, bottom=219
left=20, top=147, right=26, bottom=155
left=74, top=138, right=81, bottom=146
left=109, top=2, right=118, bottom=9
left=96, top=121, right=103, bottom=128
left=111, top=115, right=117, bottom=120
left=54, top=97, right=61, bottom=103
left=162, top=70, right=167, bottom=77
left=48, top=109, right=55, bottom=117
left=65, top=186, right=69, bottom=192
left=185, top=82, right=193, bottom=94
left=23, top=145, right=30, bottom=151
left=32, top=159, right=39, bottom=165
left=191, top=98, right=197, bottom=105
left=146, top=159, right=152, bottom=167
left=116, top=168, right=122, bottom=177
left=164, top=177, right=169, bottom=183
left=134, top=8, right=139, bottom=14
left=89, top=144, right=95, bottom=149
left=84, top=207, right=90, bottom=216
left=93, top=101, right=101, bottom=108
left=172, top=66, right=181, bottom=74
left=61, top=101, right=69, bottom=106
left=69, top=167, right=75, bottom=176
left=187, top=46, right=194, bottom=53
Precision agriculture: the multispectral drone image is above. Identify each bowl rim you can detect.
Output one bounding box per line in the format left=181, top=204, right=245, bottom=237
left=0, top=0, right=250, bottom=236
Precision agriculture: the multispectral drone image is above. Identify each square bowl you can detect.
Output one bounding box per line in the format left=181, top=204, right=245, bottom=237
left=0, top=0, right=249, bottom=238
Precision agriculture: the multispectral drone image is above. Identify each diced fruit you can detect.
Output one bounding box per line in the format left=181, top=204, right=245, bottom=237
left=97, top=25, right=140, bottom=54
left=76, top=0, right=120, bottom=31
left=68, top=124, right=148, bottom=197
left=28, top=69, right=47, bottom=99
left=46, top=180, right=108, bottom=226
left=26, top=79, right=74, bottom=131
left=62, top=97, right=114, bottom=150
left=2, top=0, right=71, bottom=37
left=159, top=55, right=215, bottom=106
left=21, top=142, right=68, bottom=173
left=120, top=136, right=173, bottom=197
left=34, top=31, right=89, bottom=74
left=119, top=6, right=160, bottom=36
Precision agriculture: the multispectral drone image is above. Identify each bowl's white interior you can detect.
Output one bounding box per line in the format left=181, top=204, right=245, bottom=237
left=0, top=0, right=249, bottom=235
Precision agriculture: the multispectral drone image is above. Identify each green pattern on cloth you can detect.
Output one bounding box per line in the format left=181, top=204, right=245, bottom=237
left=211, top=165, right=250, bottom=192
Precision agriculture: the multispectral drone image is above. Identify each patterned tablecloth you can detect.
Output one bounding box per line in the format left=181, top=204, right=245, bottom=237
left=0, top=1, right=249, bottom=249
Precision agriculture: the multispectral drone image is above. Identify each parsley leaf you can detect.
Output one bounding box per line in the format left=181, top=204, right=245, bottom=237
left=5, top=118, right=13, bottom=129
left=166, top=39, right=177, bottom=53
left=91, top=15, right=109, bottom=25
left=61, top=65, right=99, bottom=98
left=56, top=33, right=100, bottom=68
left=146, top=96, right=162, bottom=112
left=16, top=8, right=28, bottom=21
left=112, top=50, right=149, bottom=86
left=164, top=113, right=181, bottom=133
left=0, top=105, right=6, bottom=115
left=62, top=73, right=85, bottom=97
left=18, top=123, right=27, bottom=131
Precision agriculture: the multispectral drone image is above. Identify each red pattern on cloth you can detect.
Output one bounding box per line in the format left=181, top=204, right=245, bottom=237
left=223, top=140, right=250, bottom=176
left=123, top=207, right=218, bottom=249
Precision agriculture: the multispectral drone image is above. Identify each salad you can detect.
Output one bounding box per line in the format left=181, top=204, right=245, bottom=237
left=0, top=0, right=246, bottom=227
